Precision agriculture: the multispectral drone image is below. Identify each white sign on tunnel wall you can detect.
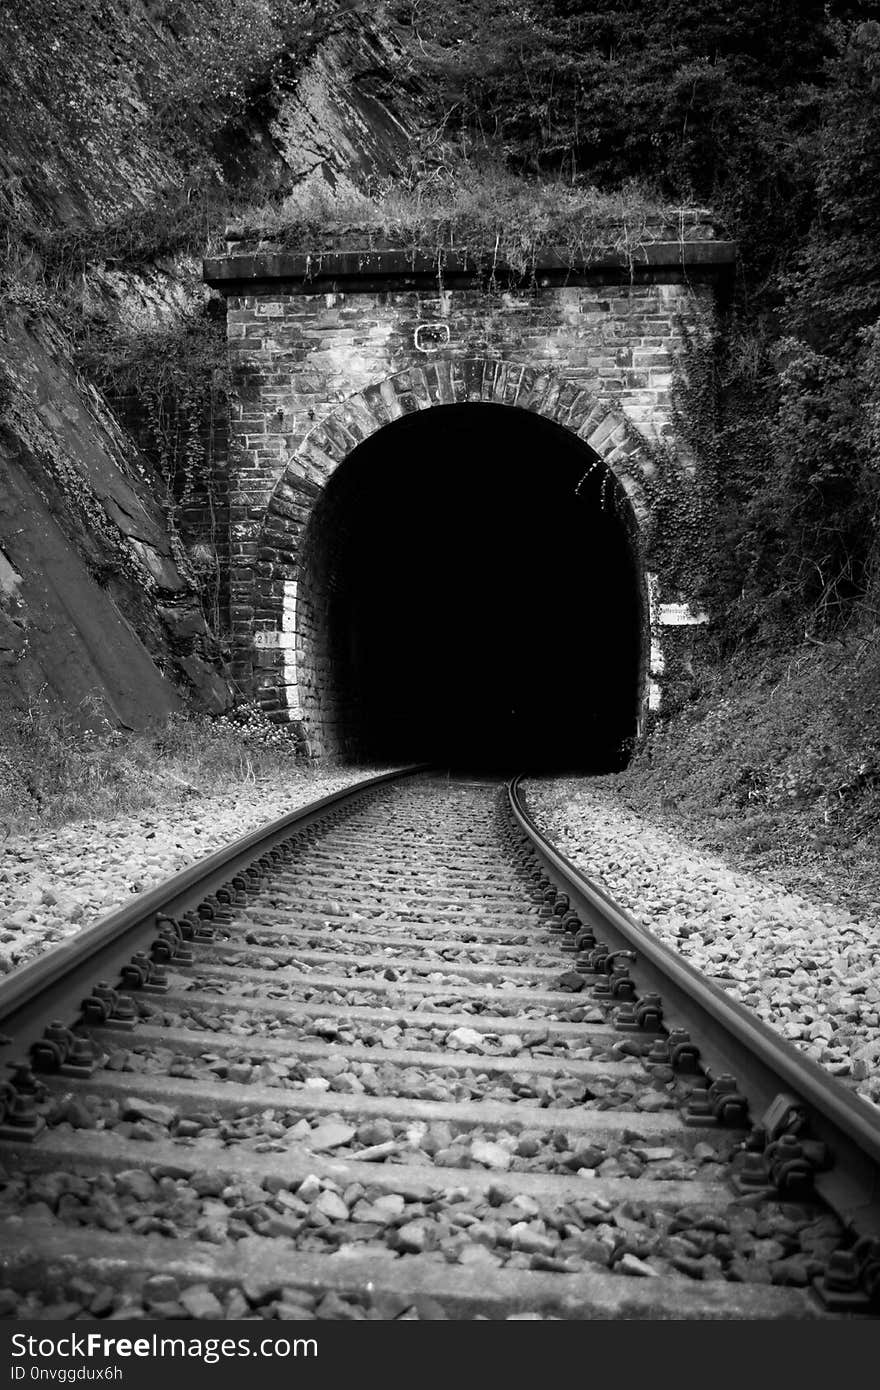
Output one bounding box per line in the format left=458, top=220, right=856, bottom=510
left=657, top=603, right=709, bottom=626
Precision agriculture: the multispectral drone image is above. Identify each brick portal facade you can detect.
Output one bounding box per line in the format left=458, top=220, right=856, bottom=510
left=204, top=233, right=734, bottom=752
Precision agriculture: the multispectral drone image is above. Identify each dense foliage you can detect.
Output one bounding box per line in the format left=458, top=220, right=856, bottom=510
left=399, top=0, right=828, bottom=263
left=397, top=1, right=880, bottom=641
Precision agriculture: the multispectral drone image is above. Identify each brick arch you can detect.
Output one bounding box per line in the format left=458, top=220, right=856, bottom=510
left=250, top=358, right=656, bottom=736
left=266, top=357, right=653, bottom=534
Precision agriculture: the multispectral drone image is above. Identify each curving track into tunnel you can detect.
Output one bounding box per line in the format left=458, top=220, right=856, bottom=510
left=0, top=769, right=879, bottom=1320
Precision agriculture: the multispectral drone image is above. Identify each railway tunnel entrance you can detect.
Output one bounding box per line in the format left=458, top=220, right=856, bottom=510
left=298, top=403, right=643, bottom=771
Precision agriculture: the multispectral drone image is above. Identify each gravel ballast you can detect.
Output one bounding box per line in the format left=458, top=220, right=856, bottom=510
left=4, top=766, right=878, bottom=1108
left=525, top=778, right=880, bottom=1109
left=0, top=767, right=397, bottom=975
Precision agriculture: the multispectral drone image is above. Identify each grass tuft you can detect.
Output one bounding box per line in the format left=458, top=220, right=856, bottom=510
left=0, top=701, right=310, bottom=832
left=589, top=631, right=880, bottom=916
left=226, top=161, right=697, bottom=277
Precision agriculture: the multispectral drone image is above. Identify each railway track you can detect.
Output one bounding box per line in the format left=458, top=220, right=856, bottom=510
left=0, top=768, right=878, bottom=1320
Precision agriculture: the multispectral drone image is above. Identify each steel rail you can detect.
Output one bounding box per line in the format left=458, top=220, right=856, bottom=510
left=3, top=763, right=877, bottom=1244
left=508, top=775, right=880, bottom=1237
left=0, top=766, right=425, bottom=1075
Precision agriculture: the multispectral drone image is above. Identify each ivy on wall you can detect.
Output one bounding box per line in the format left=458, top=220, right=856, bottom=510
left=80, top=313, right=228, bottom=516
left=76, top=309, right=231, bottom=633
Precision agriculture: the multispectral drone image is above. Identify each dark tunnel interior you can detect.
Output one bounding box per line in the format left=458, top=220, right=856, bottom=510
left=302, top=403, right=644, bottom=770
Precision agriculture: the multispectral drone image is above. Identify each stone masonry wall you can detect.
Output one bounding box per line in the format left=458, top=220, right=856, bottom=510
left=207, top=257, right=728, bottom=749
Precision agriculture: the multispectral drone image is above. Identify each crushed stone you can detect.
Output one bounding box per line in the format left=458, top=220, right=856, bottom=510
left=0, top=768, right=398, bottom=975
left=525, top=778, right=880, bottom=1110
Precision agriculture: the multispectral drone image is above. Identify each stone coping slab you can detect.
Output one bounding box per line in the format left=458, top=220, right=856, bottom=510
left=204, top=242, right=736, bottom=292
